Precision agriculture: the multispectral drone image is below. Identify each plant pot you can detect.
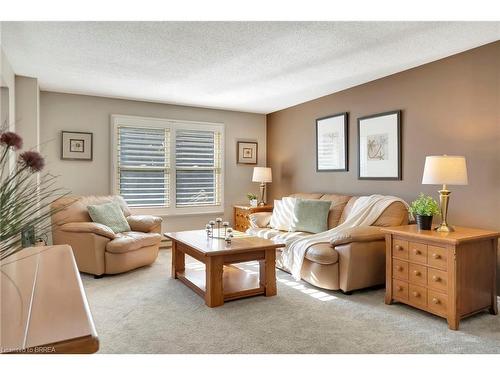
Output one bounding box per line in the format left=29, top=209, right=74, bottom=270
left=416, top=215, right=433, bottom=230
left=249, top=199, right=258, bottom=207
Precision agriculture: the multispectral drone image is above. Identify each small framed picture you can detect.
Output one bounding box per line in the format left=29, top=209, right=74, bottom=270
left=316, top=112, right=348, bottom=172
left=61, top=131, right=93, bottom=161
left=237, top=141, right=258, bottom=164
left=357, top=110, right=401, bottom=180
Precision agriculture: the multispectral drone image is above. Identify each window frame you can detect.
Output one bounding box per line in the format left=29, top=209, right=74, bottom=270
left=111, top=114, right=225, bottom=216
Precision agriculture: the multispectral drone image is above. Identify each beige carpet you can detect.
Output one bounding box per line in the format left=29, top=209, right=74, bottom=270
left=81, top=250, right=500, bottom=354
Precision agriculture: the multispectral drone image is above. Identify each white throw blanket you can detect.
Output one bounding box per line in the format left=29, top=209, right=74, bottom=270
left=279, top=195, right=408, bottom=280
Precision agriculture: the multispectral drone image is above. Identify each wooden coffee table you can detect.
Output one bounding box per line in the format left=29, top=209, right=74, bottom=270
left=165, top=230, right=285, bottom=307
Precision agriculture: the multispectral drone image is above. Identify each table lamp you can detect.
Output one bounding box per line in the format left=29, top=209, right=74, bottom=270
left=422, top=155, right=468, bottom=232
left=252, top=167, right=272, bottom=206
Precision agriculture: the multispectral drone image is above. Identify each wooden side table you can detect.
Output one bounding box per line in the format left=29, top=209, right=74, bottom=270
left=1, top=245, right=99, bottom=353
left=382, top=225, right=499, bottom=330
left=233, top=204, right=273, bottom=232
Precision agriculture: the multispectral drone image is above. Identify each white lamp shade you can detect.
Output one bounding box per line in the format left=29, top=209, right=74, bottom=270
left=252, top=167, right=272, bottom=183
left=422, top=155, right=468, bottom=185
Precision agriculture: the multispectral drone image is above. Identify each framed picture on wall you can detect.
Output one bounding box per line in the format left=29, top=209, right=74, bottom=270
left=357, top=110, right=401, bottom=180
left=61, top=131, right=93, bottom=161
left=316, top=112, right=348, bottom=171
left=237, top=141, right=258, bottom=164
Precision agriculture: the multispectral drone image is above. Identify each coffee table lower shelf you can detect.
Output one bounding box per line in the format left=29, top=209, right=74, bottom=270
left=176, top=264, right=265, bottom=302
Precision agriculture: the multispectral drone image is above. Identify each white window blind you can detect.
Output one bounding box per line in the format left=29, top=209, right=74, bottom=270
left=175, top=129, right=222, bottom=207
left=117, top=126, right=170, bottom=207
left=113, top=116, right=224, bottom=213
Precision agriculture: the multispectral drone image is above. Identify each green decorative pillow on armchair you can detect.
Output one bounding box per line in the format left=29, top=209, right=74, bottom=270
left=291, top=198, right=331, bottom=233
left=87, top=200, right=131, bottom=233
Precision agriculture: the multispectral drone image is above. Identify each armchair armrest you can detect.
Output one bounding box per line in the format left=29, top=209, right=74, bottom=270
left=58, top=222, right=116, bottom=240
left=249, top=212, right=272, bottom=228
left=126, top=215, right=162, bottom=233
left=330, top=226, right=384, bottom=247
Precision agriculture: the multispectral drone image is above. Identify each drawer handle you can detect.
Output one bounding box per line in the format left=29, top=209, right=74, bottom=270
left=413, top=270, right=421, bottom=276
left=413, top=249, right=421, bottom=255
left=432, top=253, right=441, bottom=259
left=432, top=275, right=441, bottom=282
left=432, top=298, right=440, bottom=304
left=396, top=266, right=403, bottom=271
left=397, top=286, right=403, bottom=291
left=412, top=291, right=420, bottom=297
left=395, top=245, right=403, bottom=251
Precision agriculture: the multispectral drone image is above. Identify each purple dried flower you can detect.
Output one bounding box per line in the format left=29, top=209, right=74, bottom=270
left=0, top=131, right=23, bottom=150
left=19, top=151, right=45, bottom=172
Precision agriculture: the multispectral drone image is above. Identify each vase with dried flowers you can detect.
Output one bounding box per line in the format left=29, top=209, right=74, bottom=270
left=0, top=127, right=70, bottom=261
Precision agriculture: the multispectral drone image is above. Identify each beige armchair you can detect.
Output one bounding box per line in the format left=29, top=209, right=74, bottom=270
left=51, top=195, right=163, bottom=278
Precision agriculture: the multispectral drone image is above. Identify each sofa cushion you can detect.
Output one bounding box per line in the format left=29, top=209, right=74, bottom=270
left=291, top=198, right=331, bottom=233
left=289, top=193, right=323, bottom=200
left=338, top=197, right=409, bottom=227
left=88, top=201, right=131, bottom=233
left=126, top=215, right=162, bottom=233
left=338, top=196, right=359, bottom=225
left=106, top=231, right=162, bottom=254
left=246, top=227, right=309, bottom=242
left=305, top=243, right=339, bottom=265
left=319, top=194, right=352, bottom=229
left=372, top=201, right=409, bottom=227
left=269, top=197, right=296, bottom=231
left=51, top=195, right=131, bottom=225
left=249, top=211, right=273, bottom=228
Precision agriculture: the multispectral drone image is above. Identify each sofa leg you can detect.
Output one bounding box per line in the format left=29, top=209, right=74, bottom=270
left=94, top=274, right=104, bottom=279
left=341, top=290, right=352, bottom=295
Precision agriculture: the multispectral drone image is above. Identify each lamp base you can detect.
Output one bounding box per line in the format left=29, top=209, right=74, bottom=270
left=434, top=186, right=454, bottom=233
left=258, top=182, right=266, bottom=206
left=435, top=223, right=455, bottom=232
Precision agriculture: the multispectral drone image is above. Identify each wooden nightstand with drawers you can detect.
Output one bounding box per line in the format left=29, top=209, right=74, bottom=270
left=233, top=204, right=273, bottom=232
left=382, top=225, right=499, bottom=330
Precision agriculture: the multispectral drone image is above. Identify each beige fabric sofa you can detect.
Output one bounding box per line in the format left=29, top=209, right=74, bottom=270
left=51, top=195, right=163, bottom=277
left=248, top=193, right=408, bottom=293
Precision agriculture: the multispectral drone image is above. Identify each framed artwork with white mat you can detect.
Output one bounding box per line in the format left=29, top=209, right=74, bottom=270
left=237, top=141, right=258, bottom=164
left=61, top=131, right=93, bottom=161
left=357, top=110, right=401, bottom=180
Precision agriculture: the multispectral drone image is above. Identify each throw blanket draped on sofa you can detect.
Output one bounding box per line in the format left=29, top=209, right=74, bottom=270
left=280, top=195, right=408, bottom=280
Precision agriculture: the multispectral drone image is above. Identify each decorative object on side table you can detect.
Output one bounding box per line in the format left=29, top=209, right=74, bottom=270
left=422, top=155, right=468, bottom=232
left=357, top=110, right=401, bottom=180
left=382, top=224, right=499, bottom=330
left=252, top=167, right=272, bottom=205
left=408, top=193, right=440, bottom=230
left=316, top=112, right=348, bottom=172
left=237, top=141, right=258, bottom=164
left=234, top=204, right=273, bottom=232
left=246, top=193, right=258, bottom=207
left=61, top=131, right=93, bottom=161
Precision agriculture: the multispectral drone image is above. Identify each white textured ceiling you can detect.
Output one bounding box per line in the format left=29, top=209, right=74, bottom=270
left=1, top=22, right=499, bottom=114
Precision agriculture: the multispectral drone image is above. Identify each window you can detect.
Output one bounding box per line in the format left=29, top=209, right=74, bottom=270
left=111, top=115, right=224, bottom=215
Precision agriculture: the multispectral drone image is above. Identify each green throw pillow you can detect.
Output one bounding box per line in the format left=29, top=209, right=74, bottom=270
left=87, top=201, right=131, bottom=233
left=291, top=198, right=331, bottom=233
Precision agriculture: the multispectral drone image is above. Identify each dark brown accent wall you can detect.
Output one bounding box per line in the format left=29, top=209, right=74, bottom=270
left=267, top=41, right=500, bottom=291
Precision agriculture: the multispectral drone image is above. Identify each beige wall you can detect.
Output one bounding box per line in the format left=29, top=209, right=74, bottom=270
left=15, top=76, right=40, bottom=151
left=1, top=47, right=15, bottom=131
left=267, top=42, right=500, bottom=289
left=40, top=92, right=266, bottom=231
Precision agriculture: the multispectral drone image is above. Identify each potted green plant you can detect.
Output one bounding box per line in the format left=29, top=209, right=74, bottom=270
left=247, top=193, right=258, bottom=207
left=409, top=193, right=440, bottom=230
